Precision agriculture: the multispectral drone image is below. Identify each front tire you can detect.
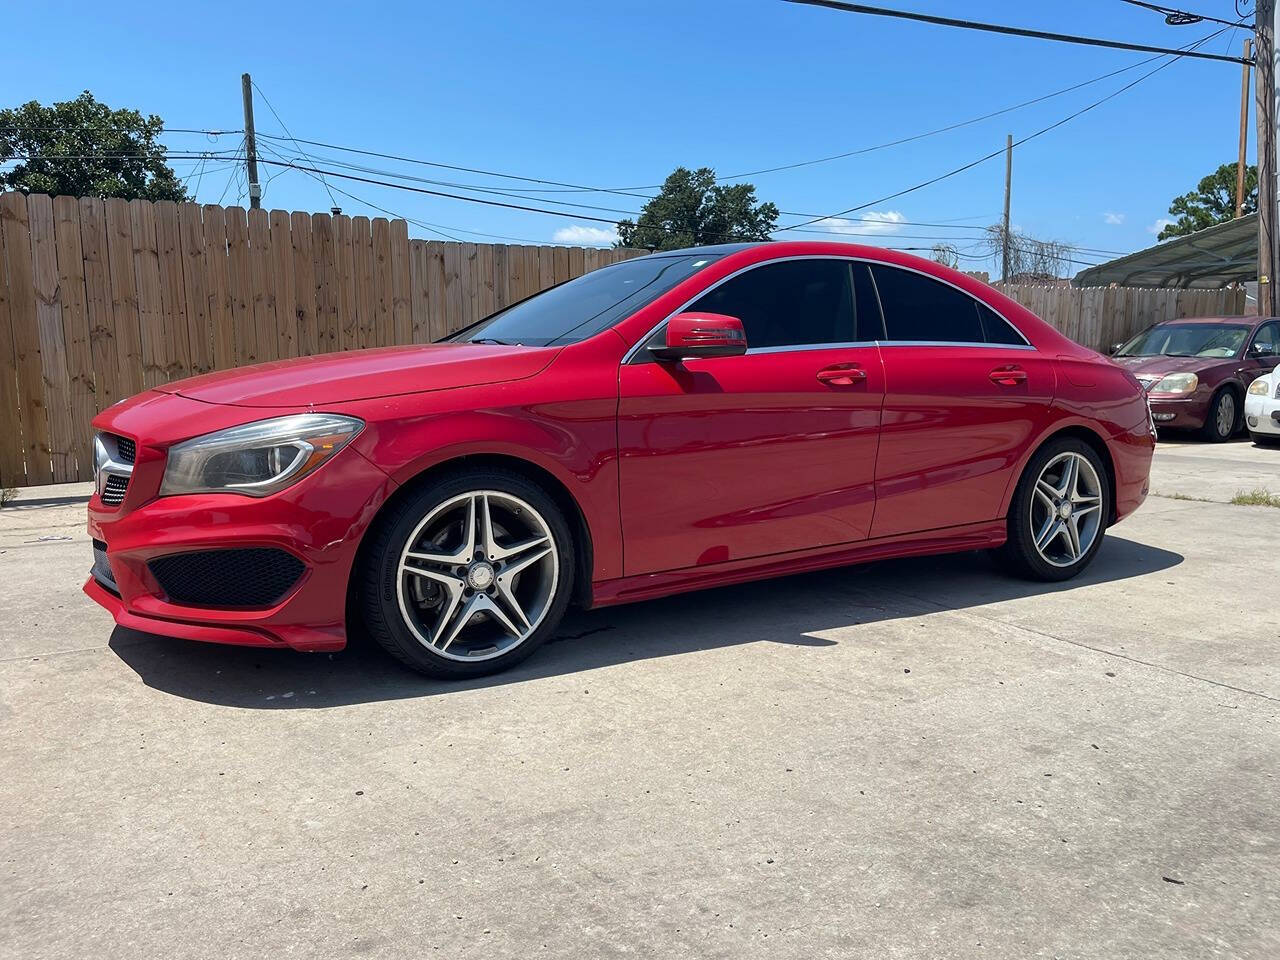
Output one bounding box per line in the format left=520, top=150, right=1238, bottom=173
left=1200, top=388, right=1238, bottom=442
left=359, top=469, right=575, bottom=679
left=998, top=437, right=1111, bottom=582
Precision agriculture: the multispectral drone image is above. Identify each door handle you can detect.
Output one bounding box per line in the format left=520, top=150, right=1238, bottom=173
left=816, top=364, right=867, bottom=387
left=989, top=365, right=1027, bottom=386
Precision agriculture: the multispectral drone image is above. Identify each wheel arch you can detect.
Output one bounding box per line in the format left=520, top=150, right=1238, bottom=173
left=1003, top=423, right=1119, bottom=526
left=350, top=452, right=596, bottom=613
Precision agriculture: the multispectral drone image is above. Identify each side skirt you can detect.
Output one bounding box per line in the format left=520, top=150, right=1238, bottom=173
left=588, top=519, right=1007, bottom=608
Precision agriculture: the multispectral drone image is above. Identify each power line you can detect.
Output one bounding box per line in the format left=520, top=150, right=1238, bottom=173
left=783, top=0, right=1253, bottom=64
left=250, top=80, right=339, bottom=209
left=777, top=22, right=1234, bottom=233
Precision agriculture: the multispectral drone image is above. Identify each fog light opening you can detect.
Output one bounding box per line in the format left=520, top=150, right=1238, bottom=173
left=1152, top=412, right=1176, bottom=422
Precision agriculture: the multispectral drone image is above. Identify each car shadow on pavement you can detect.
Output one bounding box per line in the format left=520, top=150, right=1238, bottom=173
left=107, top=533, right=1183, bottom=709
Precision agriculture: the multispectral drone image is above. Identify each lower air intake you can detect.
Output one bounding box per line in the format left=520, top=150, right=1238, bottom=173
left=148, top=548, right=305, bottom=608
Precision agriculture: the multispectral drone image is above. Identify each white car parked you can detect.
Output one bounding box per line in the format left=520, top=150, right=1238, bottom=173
left=1246, top=366, right=1280, bottom=445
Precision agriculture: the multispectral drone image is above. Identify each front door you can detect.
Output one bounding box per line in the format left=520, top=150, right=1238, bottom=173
left=617, top=258, right=885, bottom=577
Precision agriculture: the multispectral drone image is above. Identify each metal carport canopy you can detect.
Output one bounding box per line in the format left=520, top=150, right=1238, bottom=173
left=1073, top=214, right=1256, bottom=289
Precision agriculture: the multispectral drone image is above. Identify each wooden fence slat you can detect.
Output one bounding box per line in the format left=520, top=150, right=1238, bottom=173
left=408, top=240, right=429, bottom=343
left=351, top=216, right=375, bottom=350
left=458, top=242, right=478, bottom=333
left=442, top=242, right=463, bottom=337
left=225, top=207, right=254, bottom=367
left=103, top=198, right=144, bottom=398
left=247, top=208, right=276, bottom=364
left=390, top=219, right=412, bottom=344
left=371, top=217, right=393, bottom=347
left=52, top=196, right=95, bottom=479
left=1, top=193, right=53, bottom=484
left=154, top=201, right=192, bottom=382
left=269, top=210, right=297, bottom=359
left=27, top=194, right=76, bottom=481
left=426, top=241, right=448, bottom=342
left=202, top=205, right=235, bottom=371
left=78, top=198, right=122, bottom=413
left=291, top=211, right=318, bottom=356
left=312, top=212, right=339, bottom=354
left=130, top=198, right=167, bottom=389
left=0, top=198, right=27, bottom=486
left=178, top=204, right=213, bottom=375
left=335, top=215, right=358, bottom=351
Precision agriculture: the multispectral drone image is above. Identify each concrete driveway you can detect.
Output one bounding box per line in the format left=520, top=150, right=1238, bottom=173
left=2, top=439, right=1278, bottom=959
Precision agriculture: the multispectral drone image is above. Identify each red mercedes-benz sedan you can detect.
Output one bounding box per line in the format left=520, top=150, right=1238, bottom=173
left=86, top=242, right=1155, bottom=678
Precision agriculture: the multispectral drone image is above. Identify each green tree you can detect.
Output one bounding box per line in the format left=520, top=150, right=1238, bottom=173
left=1158, top=161, right=1256, bottom=240
left=616, top=166, right=778, bottom=250
left=0, top=91, right=187, bottom=201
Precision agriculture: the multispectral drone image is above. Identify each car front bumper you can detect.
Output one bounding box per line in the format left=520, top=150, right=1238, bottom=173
left=1245, top=392, right=1280, bottom=436
left=84, top=400, right=398, bottom=653
left=1147, top=393, right=1210, bottom=430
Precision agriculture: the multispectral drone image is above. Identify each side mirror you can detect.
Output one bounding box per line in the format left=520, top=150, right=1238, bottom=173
left=1249, top=341, right=1276, bottom=357
left=1109, top=342, right=1125, bottom=356
left=649, top=313, right=747, bottom=362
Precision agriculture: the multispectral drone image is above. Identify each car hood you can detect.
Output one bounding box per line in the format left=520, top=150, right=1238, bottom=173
left=158, top=343, right=557, bottom=408
left=1110, top=354, right=1229, bottom=379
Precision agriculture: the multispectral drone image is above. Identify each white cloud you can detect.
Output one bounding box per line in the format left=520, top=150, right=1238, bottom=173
left=809, top=210, right=906, bottom=236
left=552, top=224, right=618, bottom=246
left=1103, top=211, right=1125, bottom=225
left=1148, top=217, right=1176, bottom=237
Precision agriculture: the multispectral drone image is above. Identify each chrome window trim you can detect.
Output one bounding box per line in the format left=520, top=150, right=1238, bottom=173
left=877, top=340, right=1037, bottom=351
left=622, top=254, right=1034, bottom=364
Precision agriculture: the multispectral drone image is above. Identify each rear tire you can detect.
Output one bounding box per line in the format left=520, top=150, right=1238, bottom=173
left=358, top=469, right=575, bottom=679
left=997, top=437, right=1111, bottom=582
left=1200, top=388, right=1238, bottom=442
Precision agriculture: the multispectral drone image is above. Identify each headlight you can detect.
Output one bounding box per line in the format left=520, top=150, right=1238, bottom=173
left=1150, top=372, right=1199, bottom=395
left=1248, top=377, right=1271, bottom=396
left=160, top=414, right=362, bottom=497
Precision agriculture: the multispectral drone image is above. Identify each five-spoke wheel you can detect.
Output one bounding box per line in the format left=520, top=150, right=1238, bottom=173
left=360, top=470, right=574, bottom=678
left=999, top=437, right=1111, bottom=582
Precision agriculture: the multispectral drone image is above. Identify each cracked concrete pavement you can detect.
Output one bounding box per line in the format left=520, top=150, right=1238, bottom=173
left=1, top=438, right=1277, bottom=959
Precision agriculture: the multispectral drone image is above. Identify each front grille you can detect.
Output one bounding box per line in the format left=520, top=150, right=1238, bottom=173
left=101, top=474, right=130, bottom=506
left=148, top=548, right=305, bottom=608
left=113, top=435, right=136, bottom=464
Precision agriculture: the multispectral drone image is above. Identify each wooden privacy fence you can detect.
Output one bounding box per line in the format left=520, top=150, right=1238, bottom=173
left=994, top=283, right=1246, bottom=353
left=0, top=190, right=1251, bottom=488
left=0, top=191, right=645, bottom=487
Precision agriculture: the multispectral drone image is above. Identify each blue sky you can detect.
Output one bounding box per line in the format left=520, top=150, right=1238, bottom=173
left=2, top=0, right=1254, bottom=273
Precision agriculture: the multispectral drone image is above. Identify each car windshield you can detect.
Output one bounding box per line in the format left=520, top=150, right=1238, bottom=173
left=1115, top=323, right=1250, bottom=359
left=450, top=253, right=721, bottom=347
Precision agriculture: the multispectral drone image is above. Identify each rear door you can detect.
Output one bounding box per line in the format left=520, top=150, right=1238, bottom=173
left=862, top=263, right=1057, bottom=539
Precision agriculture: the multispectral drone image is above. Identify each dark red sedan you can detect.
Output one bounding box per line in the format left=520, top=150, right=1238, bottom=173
left=1111, top=316, right=1280, bottom=441
left=86, top=242, right=1155, bottom=678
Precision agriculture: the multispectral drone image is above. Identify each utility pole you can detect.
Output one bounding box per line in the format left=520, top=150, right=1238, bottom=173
left=1238, top=38, right=1254, bottom=218
left=1256, top=1, right=1277, bottom=315
left=241, top=72, right=262, bottom=209
left=1001, top=133, right=1013, bottom=284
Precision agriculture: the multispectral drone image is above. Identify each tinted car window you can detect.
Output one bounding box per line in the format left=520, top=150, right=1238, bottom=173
left=1253, top=322, right=1279, bottom=354
left=977, top=303, right=1027, bottom=345
left=690, top=259, right=855, bottom=349
left=453, top=254, right=719, bottom=347
left=870, top=264, right=986, bottom=343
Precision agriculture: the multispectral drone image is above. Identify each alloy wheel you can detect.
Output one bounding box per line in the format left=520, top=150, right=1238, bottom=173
left=1216, top=393, right=1235, bottom=437
left=395, top=491, right=559, bottom=661
left=1029, top=452, right=1104, bottom=568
